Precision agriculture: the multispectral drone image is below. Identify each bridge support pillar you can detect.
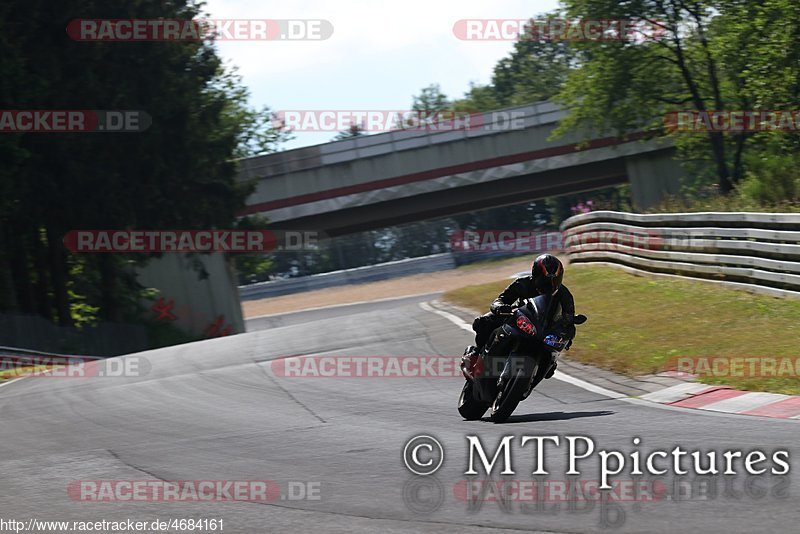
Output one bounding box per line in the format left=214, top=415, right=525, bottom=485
left=625, top=150, right=684, bottom=209
left=136, top=253, right=244, bottom=338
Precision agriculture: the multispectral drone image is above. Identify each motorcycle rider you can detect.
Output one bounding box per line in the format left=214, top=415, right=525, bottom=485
left=464, top=253, right=575, bottom=379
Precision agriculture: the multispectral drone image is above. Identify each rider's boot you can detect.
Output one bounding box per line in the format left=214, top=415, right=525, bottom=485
left=544, top=354, right=558, bottom=379
left=460, top=345, right=482, bottom=380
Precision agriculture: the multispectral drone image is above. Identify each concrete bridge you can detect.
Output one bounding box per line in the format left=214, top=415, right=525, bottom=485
left=133, top=102, right=684, bottom=341
left=236, top=101, right=683, bottom=236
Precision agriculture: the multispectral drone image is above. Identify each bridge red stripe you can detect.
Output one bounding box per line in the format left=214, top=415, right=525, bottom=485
left=239, top=131, right=651, bottom=215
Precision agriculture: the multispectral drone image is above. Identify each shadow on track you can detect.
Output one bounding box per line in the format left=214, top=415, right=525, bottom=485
left=484, top=410, right=615, bottom=424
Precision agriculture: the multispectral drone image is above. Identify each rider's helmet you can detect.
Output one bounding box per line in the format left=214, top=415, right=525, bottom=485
left=531, top=254, right=563, bottom=295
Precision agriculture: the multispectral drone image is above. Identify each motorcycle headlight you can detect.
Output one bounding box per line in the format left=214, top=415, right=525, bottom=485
left=515, top=314, right=536, bottom=336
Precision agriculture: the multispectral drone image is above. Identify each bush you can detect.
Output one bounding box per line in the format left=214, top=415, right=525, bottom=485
left=739, top=151, right=800, bottom=205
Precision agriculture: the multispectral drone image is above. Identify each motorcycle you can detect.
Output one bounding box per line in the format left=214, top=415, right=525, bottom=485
left=458, top=293, right=587, bottom=423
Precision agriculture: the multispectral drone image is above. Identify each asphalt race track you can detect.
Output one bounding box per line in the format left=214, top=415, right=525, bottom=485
left=1, top=294, right=798, bottom=533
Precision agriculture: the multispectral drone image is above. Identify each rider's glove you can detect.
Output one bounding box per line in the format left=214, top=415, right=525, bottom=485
left=494, top=304, right=513, bottom=315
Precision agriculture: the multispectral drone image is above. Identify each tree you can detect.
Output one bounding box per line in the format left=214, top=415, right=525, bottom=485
left=332, top=123, right=366, bottom=141
left=412, top=83, right=451, bottom=114
left=231, top=215, right=274, bottom=284
left=452, top=82, right=499, bottom=113
left=452, top=15, right=575, bottom=112
left=0, top=0, right=286, bottom=330
left=213, top=68, right=294, bottom=159
left=555, top=0, right=800, bottom=195
left=491, top=20, right=576, bottom=106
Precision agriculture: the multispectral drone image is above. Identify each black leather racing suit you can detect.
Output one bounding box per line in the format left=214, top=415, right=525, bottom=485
left=472, top=276, right=576, bottom=351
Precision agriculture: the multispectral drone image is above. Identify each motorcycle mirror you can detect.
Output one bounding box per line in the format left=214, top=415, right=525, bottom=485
left=574, top=314, right=587, bottom=325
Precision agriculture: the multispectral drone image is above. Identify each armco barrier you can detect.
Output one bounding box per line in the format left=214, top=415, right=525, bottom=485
left=0, top=314, right=148, bottom=357
left=238, top=253, right=456, bottom=300
left=0, top=345, right=102, bottom=372
left=561, top=211, right=800, bottom=298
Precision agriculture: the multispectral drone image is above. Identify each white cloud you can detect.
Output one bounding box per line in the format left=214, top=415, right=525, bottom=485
left=201, top=0, right=561, bottom=147
left=204, top=0, right=559, bottom=78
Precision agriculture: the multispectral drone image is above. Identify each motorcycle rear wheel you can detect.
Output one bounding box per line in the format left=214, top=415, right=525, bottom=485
left=457, top=380, right=490, bottom=420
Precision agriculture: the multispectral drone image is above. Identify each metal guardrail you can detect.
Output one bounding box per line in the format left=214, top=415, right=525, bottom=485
left=0, top=346, right=101, bottom=375
left=561, top=210, right=800, bottom=229
left=0, top=346, right=100, bottom=360
left=0, top=313, right=149, bottom=357
left=238, top=253, right=457, bottom=300
left=561, top=211, right=800, bottom=298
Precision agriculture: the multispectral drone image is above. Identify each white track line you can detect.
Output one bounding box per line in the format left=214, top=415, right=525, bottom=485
left=419, top=302, right=474, bottom=333
left=418, top=301, right=625, bottom=399
left=550, top=369, right=628, bottom=399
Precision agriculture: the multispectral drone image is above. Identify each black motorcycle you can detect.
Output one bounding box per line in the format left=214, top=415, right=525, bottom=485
left=458, top=293, right=587, bottom=422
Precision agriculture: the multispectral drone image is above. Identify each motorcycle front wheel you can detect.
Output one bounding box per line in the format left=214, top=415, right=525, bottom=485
left=489, top=355, right=535, bottom=423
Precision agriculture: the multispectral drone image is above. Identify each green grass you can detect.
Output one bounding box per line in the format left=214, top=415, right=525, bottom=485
left=0, top=365, right=52, bottom=381
left=444, top=265, right=800, bottom=395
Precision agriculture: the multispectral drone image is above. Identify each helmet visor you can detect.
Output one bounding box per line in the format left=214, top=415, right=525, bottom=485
left=536, top=274, right=560, bottom=295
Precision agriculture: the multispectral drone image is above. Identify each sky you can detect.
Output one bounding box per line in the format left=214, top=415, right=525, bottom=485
left=203, top=0, right=561, bottom=149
